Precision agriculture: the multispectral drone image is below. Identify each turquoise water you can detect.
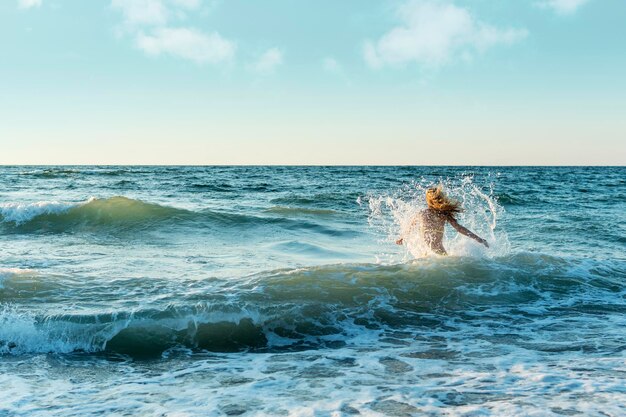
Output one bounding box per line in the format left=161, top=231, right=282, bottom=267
left=1, top=166, right=624, bottom=416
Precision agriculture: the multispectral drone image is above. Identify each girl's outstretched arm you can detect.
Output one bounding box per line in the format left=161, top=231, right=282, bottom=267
left=447, top=215, right=489, bottom=247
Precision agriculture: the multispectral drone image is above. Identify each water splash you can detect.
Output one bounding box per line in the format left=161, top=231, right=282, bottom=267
left=368, top=176, right=510, bottom=260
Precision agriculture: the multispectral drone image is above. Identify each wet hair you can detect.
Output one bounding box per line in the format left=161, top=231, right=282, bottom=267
left=426, top=186, right=462, bottom=214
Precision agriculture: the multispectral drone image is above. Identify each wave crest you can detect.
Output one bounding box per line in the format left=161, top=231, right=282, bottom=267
left=2, top=254, right=623, bottom=357
left=0, top=197, right=191, bottom=231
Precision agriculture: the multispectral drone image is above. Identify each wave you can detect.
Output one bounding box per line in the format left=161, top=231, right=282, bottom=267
left=18, top=168, right=81, bottom=178
left=495, top=192, right=523, bottom=206
left=0, top=197, right=192, bottom=232
left=18, top=168, right=136, bottom=178
left=0, top=200, right=80, bottom=224
left=0, top=196, right=349, bottom=235
left=2, top=254, right=624, bottom=357
left=264, top=206, right=339, bottom=217
left=270, top=240, right=350, bottom=258
left=270, top=192, right=362, bottom=210
left=187, top=183, right=234, bottom=192
left=0, top=268, right=39, bottom=290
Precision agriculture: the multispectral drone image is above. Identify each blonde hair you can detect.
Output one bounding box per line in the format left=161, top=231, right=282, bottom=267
left=426, top=186, right=462, bottom=214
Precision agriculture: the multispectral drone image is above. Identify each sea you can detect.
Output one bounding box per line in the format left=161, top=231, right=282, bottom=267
left=0, top=166, right=624, bottom=417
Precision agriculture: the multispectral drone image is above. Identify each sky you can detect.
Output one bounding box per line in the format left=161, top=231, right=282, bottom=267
left=1, top=0, right=625, bottom=165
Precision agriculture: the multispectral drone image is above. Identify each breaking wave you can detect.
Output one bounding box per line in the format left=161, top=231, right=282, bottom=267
left=0, top=196, right=342, bottom=234
left=1, top=254, right=623, bottom=358
left=0, top=197, right=192, bottom=232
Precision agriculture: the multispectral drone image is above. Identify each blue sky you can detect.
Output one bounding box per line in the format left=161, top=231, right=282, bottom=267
left=1, top=0, right=625, bottom=164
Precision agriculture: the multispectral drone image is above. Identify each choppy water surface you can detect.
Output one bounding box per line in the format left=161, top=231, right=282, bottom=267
left=1, top=166, right=624, bottom=416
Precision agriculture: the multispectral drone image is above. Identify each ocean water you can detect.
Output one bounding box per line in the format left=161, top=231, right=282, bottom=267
left=0, top=166, right=624, bottom=417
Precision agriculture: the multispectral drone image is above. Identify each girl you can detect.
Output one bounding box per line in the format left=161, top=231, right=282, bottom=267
left=396, top=186, right=489, bottom=255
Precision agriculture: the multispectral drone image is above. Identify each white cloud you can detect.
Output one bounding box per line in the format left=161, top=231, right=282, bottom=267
left=18, top=0, right=41, bottom=9
left=252, top=48, right=283, bottom=74
left=364, top=0, right=527, bottom=69
left=110, top=0, right=234, bottom=66
left=536, top=0, right=590, bottom=15
left=136, top=27, right=235, bottom=64
left=111, top=0, right=169, bottom=26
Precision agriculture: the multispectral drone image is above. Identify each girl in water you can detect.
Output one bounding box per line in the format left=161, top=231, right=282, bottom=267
left=396, top=186, right=489, bottom=255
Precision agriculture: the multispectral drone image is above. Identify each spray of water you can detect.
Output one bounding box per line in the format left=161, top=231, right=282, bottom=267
left=368, top=176, right=510, bottom=261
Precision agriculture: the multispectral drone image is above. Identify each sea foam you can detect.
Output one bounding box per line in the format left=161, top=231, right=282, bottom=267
left=0, top=199, right=89, bottom=225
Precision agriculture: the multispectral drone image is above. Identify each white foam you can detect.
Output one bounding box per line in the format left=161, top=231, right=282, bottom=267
left=1, top=279, right=625, bottom=416
left=0, top=268, right=36, bottom=275
left=5, top=332, right=623, bottom=417
left=0, top=268, right=37, bottom=289
left=0, top=199, right=94, bottom=225
left=0, top=305, right=107, bottom=355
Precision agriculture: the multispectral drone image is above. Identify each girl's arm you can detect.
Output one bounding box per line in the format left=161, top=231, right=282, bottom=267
left=447, top=215, right=489, bottom=247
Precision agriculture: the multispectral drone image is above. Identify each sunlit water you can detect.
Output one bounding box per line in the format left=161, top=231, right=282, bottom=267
left=1, top=166, right=624, bottom=416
